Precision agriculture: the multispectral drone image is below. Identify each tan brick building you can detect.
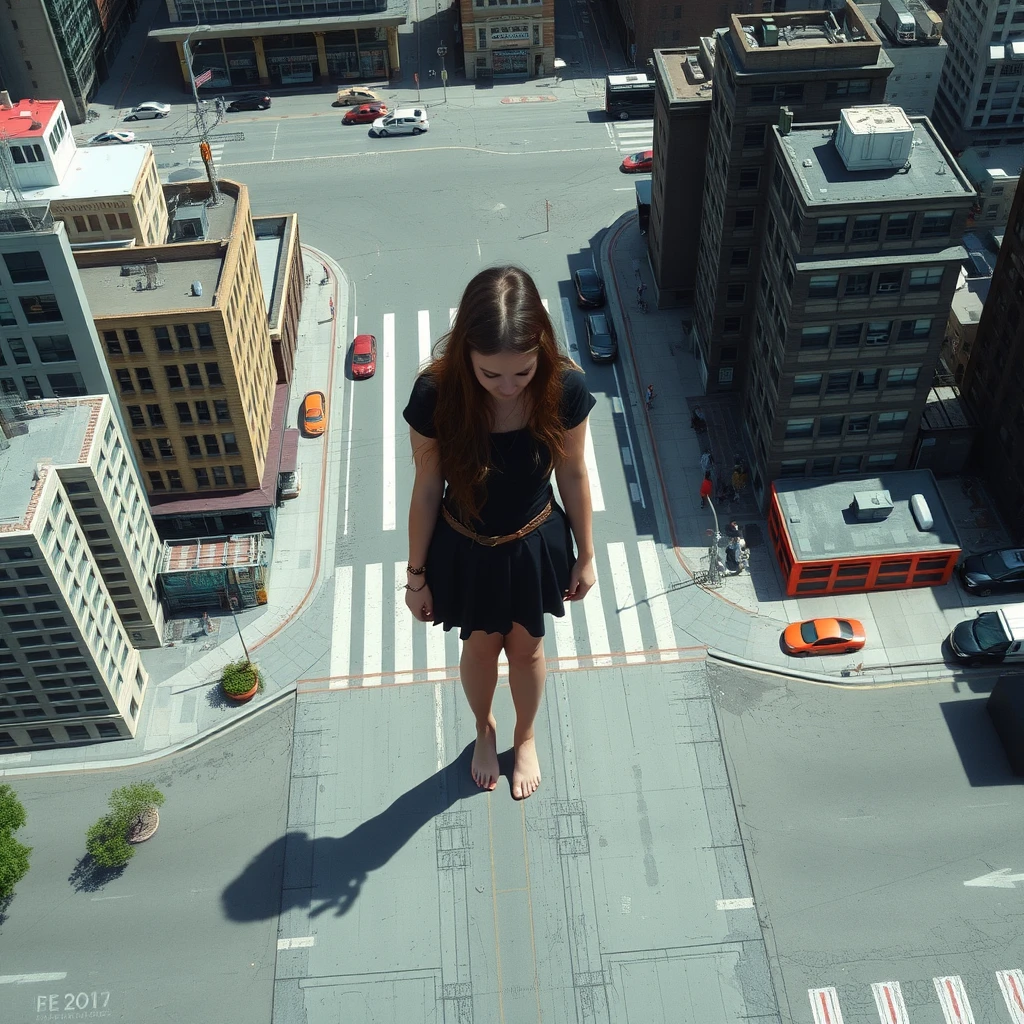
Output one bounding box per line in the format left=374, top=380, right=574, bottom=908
left=74, top=180, right=277, bottom=500
left=460, top=0, right=555, bottom=79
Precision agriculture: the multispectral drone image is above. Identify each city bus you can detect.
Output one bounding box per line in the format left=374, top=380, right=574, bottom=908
left=605, top=73, right=656, bottom=120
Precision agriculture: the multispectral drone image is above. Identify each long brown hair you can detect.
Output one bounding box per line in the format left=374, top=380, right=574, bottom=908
left=423, top=266, right=573, bottom=523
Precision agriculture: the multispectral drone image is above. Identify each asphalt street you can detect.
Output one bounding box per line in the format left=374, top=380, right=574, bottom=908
left=0, top=701, right=294, bottom=1024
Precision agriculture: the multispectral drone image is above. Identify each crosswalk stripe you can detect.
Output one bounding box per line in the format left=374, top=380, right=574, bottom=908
left=997, top=970, right=1024, bottom=1024
left=584, top=422, right=605, bottom=512
left=449, top=306, right=457, bottom=328
left=871, top=981, right=909, bottom=1024
left=934, top=976, right=975, bottom=1024
left=363, top=563, right=383, bottom=685
left=808, top=988, right=845, bottom=1024
left=329, top=565, right=352, bottom=688
left=637, top=539, right=677, bottom=659
left=583, top=571, right=612, bottom=667
left=607, top=542, right=644, bottom=664
left=418, top=309, right=431, bottom=368
left=426, top=618, right=447, bottom=681
left=552, top=607, right=578, bottom=670
left=393, top=560, right=413, bottom=683
left=382, top=313, right=396, bottom=531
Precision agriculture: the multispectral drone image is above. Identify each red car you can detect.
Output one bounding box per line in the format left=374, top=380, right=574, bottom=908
left=343, top=102, right=388, bottom=125
left=621, top=149, right=653, bottom=173
left=351, top=334, right=377, bottom=378
left=782, top=618, right=866, bottom=656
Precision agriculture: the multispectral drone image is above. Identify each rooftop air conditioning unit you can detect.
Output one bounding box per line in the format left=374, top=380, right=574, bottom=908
left=851, top=490, right=894, bottom=521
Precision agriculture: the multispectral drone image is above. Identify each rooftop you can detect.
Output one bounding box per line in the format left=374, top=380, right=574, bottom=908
left=772, top=470, right=960, bottom=561
left=949, top=272, right=990, bottom=324
left=653, top=48, right=715, bottom=104
left=920, top=386, right=978, bottom=431
left=958, top=143, right=1024, bottom=185
left=14, top=144, right=149, bottom=204
left=0, top=398, right=102, bottom=530
left=78, top=256, right=224, bottom=315
left=160, top=533, right=264, bottom=573
left=0, top=98, right=60, bottom=140
left=777, top=116, right=974, bottom=207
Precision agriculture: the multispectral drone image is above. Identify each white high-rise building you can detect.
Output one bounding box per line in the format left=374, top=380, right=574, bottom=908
left=933, top=0, right=1024, bottom=151
left=0, top=394, right=164, bottom=751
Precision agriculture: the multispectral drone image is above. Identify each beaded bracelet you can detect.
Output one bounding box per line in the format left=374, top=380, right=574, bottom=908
left=405, top=581, right=426, bottom=592
left=407, top=563, right=426, bottom=576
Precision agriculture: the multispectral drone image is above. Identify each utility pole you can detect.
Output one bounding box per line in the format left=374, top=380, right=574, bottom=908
left=437, top=44, right=448, bottom=103
left=706, top=497, right=723, bottom=586
left=225, top=593, right=251, bottom=665
left=182, top=25, right=221, bottom=205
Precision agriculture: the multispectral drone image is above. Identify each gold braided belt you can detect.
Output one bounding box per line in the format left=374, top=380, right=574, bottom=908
left=442, top=500, right=553, bottom=547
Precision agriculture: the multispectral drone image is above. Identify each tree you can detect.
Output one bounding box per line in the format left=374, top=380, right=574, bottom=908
left=86, top=783, right=165, bottom=869
left=0, top=784, right=27, bottom=834
left=0, top=785, right=30, bottom=901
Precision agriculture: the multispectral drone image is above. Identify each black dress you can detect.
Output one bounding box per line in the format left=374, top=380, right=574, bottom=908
left=402, top=367, right=596, bottom=639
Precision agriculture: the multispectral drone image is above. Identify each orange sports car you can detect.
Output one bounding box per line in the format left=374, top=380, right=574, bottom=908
left=782, top=617, right=866, bottom=656
left=301, top=390, right=327, bottom=437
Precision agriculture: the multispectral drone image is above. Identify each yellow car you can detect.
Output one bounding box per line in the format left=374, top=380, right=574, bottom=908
left=301, top=391, right=327, bottom=437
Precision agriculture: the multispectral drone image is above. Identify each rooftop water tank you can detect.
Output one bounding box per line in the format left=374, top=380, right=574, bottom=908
left=835, top=105, right=914, bottom=172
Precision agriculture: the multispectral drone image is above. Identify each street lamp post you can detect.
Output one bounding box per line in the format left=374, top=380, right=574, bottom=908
left=182, top=24, right=221, bottom=204
left=225, top=593, right=251, bottom=665
left=706, top=498, right=723, bottom=586
left=437, top=44, right=448, bottom=103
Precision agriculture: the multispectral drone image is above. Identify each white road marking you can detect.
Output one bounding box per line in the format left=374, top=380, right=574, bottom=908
left=808, top=988, right=845, bottom=1024
left=277, top=936, right=315, bottom=950
left=418, top=309, right=431, bottom=369
left=611, top=362, right=645, bottom=509
left=498, top=647, right=509, bottom=677
left=426, top=621, right=447, bottom=681
left=934, top=975, right=975, bottom=1024
left=607, top=542, right=644, bottom=664
left=715, top=897, right=754, bottom=910
left=0, top=973, right=68, bottom=984
left=560, top=296, right=581, bottom=361
left=871, top=981, right=909, bottom=1024
left=583, top=570, right=612, bottom=667
left=394, top=561, right=413, bottom=684
left=583, top=422, right=605, bottom=512
left=542, top=298, right=549, bottom=312
left=552, top=607, right=578, bottom=670
left=362, top=563, right=383, bottom=685
left=637, top=539, right=677, bottom=660
left=997, top=969, right=1024, bottom=1024
left=270, top=123, right=279, bottom=161
left=330, top=565, right=352, bottom=688
left=449, top=306, right=457, bottom=328
left=382, top=312, right=396, bottom=531
left=342, top=316, right=356, bottom=535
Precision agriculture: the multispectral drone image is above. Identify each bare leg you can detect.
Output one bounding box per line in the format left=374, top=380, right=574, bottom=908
left=460, top=630, right=504, bottom=790
left=503, top=623, right=546, bottom=800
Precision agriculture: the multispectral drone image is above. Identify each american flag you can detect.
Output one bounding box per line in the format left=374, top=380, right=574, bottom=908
left=194, top=68, right=213, bottom=88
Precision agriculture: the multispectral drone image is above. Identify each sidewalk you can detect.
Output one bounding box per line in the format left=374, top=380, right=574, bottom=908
left=599, top=213, right=1013, bottom=685
left=0, top=246, right=348, bottom=777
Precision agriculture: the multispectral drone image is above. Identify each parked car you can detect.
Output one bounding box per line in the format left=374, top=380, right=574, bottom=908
left=371, top=108, right=429, bottom=137
left=124, top=102, right=171, bottom=121
left=620, top=149, right=653, bottom=173
left=343, top=102, right=388, bottom=125
left=301, top=391, right=327, bottom=437
left=87, top=130, right=136, bottom=145
left=958, top=548, right=1024, bottom=597
left=335, top=86, right=381, bottom=106
left=351, top=334, right=377, bottom=378
left=573, top=268, right=606, bottom=308
left=227, top=93, right=271, bottom=111
left=782, top=618, right=866, bottom=656
left=585, top=312, right=618, bottom=363
left=948, top=605, right=1024, bottom=664
left=278, top=466, right=302, bottom=500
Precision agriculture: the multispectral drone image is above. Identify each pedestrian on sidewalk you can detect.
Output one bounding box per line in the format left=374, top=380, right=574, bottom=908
left=402, top=265, right=596, bottom=801
left=690, top=406, right=707, bottom=433
left=732, top=462, right=748, bottom=496
left=645, top=383, right=655, bottom=409
left=328, top=296, right=335, bottom=319
left=700, top=449, right=714, bottom=476
left=700, top=472, right=713, bottom=508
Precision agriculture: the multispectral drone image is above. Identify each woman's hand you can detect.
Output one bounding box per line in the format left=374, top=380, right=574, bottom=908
left=565, top=557, right=595, bottom=602
left=405, top=582, right=434, bottom=622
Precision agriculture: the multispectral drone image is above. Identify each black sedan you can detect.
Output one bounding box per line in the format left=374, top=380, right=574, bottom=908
left=227, top=93, right=272, bottom=111
left=958, top=548, right=1024, bottom=596
left=585, top=312, right=618, bottom=363
left=573, top=268, right=606, bottom=308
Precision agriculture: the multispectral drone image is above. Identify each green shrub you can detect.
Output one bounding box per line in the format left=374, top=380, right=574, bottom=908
left=85, top=783, right=166, bottom=869
left=0, top=784, right=27, bottom=834
left=221, top=659, right=262, bottom=695
left=0, top=785, right=30, bottom=901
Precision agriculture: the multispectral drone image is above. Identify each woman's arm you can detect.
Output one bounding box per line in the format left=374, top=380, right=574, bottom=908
left=406, top=427, right=445, bottom=620
left=554, top=419, right=595, bottom=601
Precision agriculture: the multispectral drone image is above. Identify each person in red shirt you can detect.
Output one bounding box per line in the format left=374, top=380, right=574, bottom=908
left=700, top=472, right=713, bottom=508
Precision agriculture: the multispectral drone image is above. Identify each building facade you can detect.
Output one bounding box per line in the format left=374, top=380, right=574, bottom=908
left=961, top=176, right=1024, bottom=538
left=0, top=395, right=160, bottom=751
left=932, top=0, right=1024, bottom=152
left=149, top=0, right=408, bottom=90
left=958, top=143, right=1024, bottom=231
left=744, top=107, right=973, bottom=497
left=74, top=180, right=278, bottom=502
left=0, top=0, right=138, bottom=123
left=689, top=5, right=893, bottom=395
left=460, top=0, right=554, bottom=79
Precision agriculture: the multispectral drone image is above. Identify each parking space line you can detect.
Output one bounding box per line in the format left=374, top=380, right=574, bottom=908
left=997, top=969, right=1024, bottom=1024
left=871, top=981, right=909, bottom=1024
left=0, top=973, right=68, bottom=984
left=808, top=987, right=845, bottom=1024
left=934, top=975, right=975, bottom=1024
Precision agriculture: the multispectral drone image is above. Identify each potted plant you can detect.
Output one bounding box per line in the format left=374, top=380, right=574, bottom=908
left=221, top=658, right=263, bottom=703
left=86, top=783, right=165, bottom=869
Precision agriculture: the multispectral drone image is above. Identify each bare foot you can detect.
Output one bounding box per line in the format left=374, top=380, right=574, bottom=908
left=511, top=735, right=541, bottom=800
left=471, top=719, right=499, bottom=791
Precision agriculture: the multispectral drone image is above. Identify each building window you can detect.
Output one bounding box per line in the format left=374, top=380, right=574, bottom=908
left=734, top=209, right=755, bottom=230
left=116, top=369, right=134, bottom=393
left=826, top=371, right=851, bottom=394
left=811, top=457, right=834, bottom=477
left=194, top=468, right=210, bottom=488
left=800, top=326, right=831, bottom=349
left=723, top=316, right=742, bottom=334
left=195, top=323, right=214, bottom=349
left=808, top=275, right=839, bottom=298
left=28, top=728, right=53, bottom=745
left=876, top=271, right=902, bottom=294
left=779, top=460, right=806, bottom=477
left=47, top=372, right=85, bottom=397
left=0, top=297, right=16, bottom=326
left=837, top=454, right=862, bottom=474
left=214, top=399, right=231, bottom=422
left=146, top=404, right=164, bottom=427
left=212, top=466, right=227, bottom=486
left=856, top=369, right=879, bottom=391
left=127, top=405, right=145, bottom=428
left=816, top=217, right=847, bottom=244
left=730, top=248, right=750, bottom=268
left=886, top=213, right=913, bottom=239
left=124, top=329, right=142, bottom=353
left=167, top=469, right=183, bottom=489
left=230, top=465, right=246, bottom=485
left=203, top=434, right=220, bottom=456
left=23, top=376, right=43, bottom=399
left=792, top=373, right=822, bottom=396
left=135, top=368, right=154, bottom=392
left=726, top=283, right=746, bottom=303
left=181, top=435, right=199, bottom=457
left=851, top=215, right=881, bottom=242
left=165, top=366, right=183, bottom=389
left=844, top=273, right=871, bottom=297
left=154, top=326, right=173, bottom=352
left=139, top=439, right=155, bottom=460
left=119, top=213, right=133, bottom=229
left=148, top=471, right=165, bottom=491
left=835, top=323, right=862, bottom=347
left=73, top=215, right=87, bottom=232
left=920, top=211, right=954, bottom=237
left=898, top=318, right=932, bottom=341
left=826, top=79, right=871, bottom=98
left=19, top=294, right=61, bottom=323
left=866, top=453, right=898, bottom=469
left=865, top=321, right=892, bottom=345
left=848, top=415, right=870, bottom=434
left=204, top=363, right=222, bottom=386
left=174, top=325, right=193, bottom=350
left=157, top=438, right=174, bottom=459
left=877, top=411, right=909, bottom=432
left=96, top=723, right=120, bottom=737
left=4, top=251, right=48, bottom=283
left=908, top=267, right=944, bottom=291
left=195, top=400, right=211, bottom=423
left=104, top=330, right=122, bottom=355
left=184, top=363, right=203, bottom=387
left=887, top=367, right=919, bottom=388
left=738, top=167, right=760, bottom=190
left=175, top=402, right=193, bottom=425
left=785, top=418, right=814, bottom=438
left=7, top=337, right=31, bottom=365
left=478, top=27, right=487, bottom=48
left=743, top=123, right=766, bottom=149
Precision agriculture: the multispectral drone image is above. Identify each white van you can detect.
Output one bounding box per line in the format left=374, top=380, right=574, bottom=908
left=948, top=605, right=1024, bottom=664
left=371, top=108, right=429, bottom=137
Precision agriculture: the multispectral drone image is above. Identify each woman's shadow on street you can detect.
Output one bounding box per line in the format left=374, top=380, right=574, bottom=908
left=222, top=743, right=504, bottom=923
